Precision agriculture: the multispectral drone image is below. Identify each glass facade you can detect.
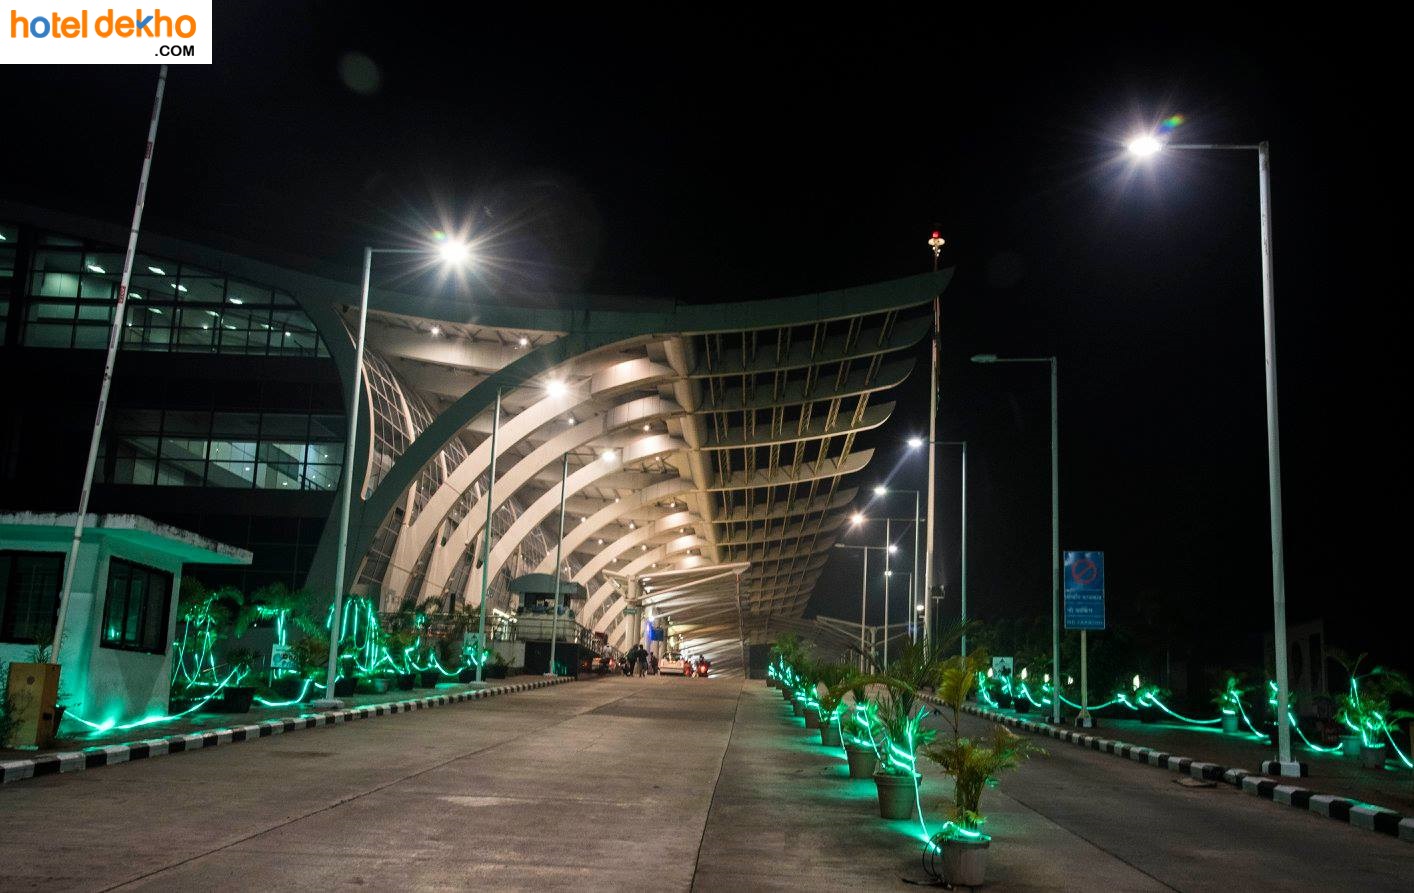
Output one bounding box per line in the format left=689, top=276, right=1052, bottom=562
left=16, top=229, right=327, bottom=357
left=99, top=408, right=344, bottom=491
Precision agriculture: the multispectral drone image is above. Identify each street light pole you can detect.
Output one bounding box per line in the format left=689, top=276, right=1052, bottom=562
left=53, top=65, right=168, bottom=655
left=547, top=451, right=569, bottom=677
left=317, top=240, right=470, bottom=708
left=925, top=231, right=945, bottom=648
left=972, top=354, right=1060, bottom=724
left=474, top=386, right=502, bottom=685
left=1127, top=136, right=1294, bottom=768
left=883, top=516, right=891, bottom=670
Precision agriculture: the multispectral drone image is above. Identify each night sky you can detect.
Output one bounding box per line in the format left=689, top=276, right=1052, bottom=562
left=3, top=11, right=1404, bottom=670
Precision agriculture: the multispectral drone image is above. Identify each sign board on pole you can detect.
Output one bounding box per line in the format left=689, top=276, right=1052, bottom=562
left=1063, top=550, right=1106, bottom=630
left=990, top=656, right=1014, bottom=679
left=270, top=644, right=297, bottom=672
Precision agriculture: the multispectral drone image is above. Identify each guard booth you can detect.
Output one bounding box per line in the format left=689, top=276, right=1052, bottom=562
left=507, top=572, right=588, bottom=676
left=1, top=512, right=251, bottom=744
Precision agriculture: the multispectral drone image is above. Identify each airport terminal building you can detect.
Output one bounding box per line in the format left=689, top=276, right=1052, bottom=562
left=0, top=201, right=946, bottom=673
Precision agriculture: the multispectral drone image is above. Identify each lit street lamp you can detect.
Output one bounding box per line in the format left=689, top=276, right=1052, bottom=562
left=873, top=484, right=921, bottom=661
left=1126, top=132, right=1296, bottom=770
left=972, top=353, right=1060, bottom=724
left=317, top=238, right=472, bottom=708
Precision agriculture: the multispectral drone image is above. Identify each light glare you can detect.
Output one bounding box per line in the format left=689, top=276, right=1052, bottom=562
left=1128, top=135, right=1163, bottom=157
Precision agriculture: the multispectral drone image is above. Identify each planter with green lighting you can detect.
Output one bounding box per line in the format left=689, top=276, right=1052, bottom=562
left=1213, top=674, right=1248, bottom=735
left=1332, top=650, right=1413, bottom=771
left=814, top=663, right=861, bottom=750
left=924, top=650, right=1042, bottom=888
left=853, top=640, right=949, bottom=824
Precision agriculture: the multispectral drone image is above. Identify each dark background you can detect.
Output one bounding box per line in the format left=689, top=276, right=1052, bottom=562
left=2, top=9, right=1405, bottom=679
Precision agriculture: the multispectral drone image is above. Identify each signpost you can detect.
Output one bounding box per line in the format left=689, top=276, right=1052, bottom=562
left=1064, top=550, right=1105, bottom=727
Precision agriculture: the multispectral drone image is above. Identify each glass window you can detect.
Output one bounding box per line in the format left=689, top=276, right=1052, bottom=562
left=0, top=551, right=65, bottom=644
left=111, top=435, right=159, bottom=485
left=178, top=277, right=225, bottom=303
left=156, top=459, right=206, bottom=487
left=256, top=461, right=300, bottom=489
left=304, top=464, right=341, bottom=490
left=23, top=323, right=73, bottom=348
left=207, top=458, right=256, bottom=488
left=100, top=558, right=172, bottom=654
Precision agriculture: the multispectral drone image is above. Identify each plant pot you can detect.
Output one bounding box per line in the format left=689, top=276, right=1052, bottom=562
left=419, top=669, right=444, bottom=688
left=1340, top=734, right=1363, bottom=757
left=873, top=770, right=919, bottom=820
left=396, top=673, right=416, bottom=691
left=804, top=707, right=821, bottom=729
left=214, top=686, right=256, bottom=713
left=820, top=720, right=842, bottom=748
left=369, top=677, right=391, bottom=694
left=1361, top=742, right=1386, bottom=769
left=939, top=835, right=990, bottom=887
left=792, top=700, right=805, bottom=718
left=1221, top=712, right=1240, bottom=734
left=781, top=688, right=792, bottom=701
left=458, top=668, right=478, bottom=683
left=486, top=665, right=508, bottom=680
left=335, top=677, right=357, bottom=697
left=272, top=676, right=305, bottom=699
left=845, top=743, right=878, bottom=779
left=1014, top=700, right=1030, bottom=715
left=1139, top=706, right=1162, bottom=724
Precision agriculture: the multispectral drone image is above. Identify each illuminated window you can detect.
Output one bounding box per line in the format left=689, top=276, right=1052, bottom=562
left=0, top=551, right=65, bottom=644
left=100, top=558, right=172, bottom=655
left=18, top=235, right=329, bottom=357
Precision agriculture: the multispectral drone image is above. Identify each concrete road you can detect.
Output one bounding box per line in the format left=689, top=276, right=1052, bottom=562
left=1, top=677, right=1408, bottom=891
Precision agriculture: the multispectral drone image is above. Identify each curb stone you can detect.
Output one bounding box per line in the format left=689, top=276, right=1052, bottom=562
left=1, top=677, right=572, bottom=787
left=922, top=693, right=1408, bottom=843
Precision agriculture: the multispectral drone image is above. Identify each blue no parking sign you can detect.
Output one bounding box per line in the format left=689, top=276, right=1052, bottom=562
left=1064, top=551, right=1105, bottom=630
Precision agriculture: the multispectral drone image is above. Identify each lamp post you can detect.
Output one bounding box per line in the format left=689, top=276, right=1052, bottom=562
left=53, top=66, right=169, bottom=655
left=1126, top=134, right=1294, bottom=768
left=873, top=484, right=920, bottom=656
left=972, top=353, right=1059, bottom=724
left=925, top=231, right=945, bottom=650
left=834, top=540, right=875, bottom=671
left=316, top=238, right=471, bottom=708
left=547, top=450, right=570, bottom=677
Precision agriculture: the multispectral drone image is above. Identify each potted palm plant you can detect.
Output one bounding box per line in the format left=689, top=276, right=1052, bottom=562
left=842, top=686, right=881, bottom=779
left=214, top=647, right=260, bottom=712
left=855, top=640, right=949, bottom=821
left=815, top=663, right=861, bottom=748
left=925, top=650, right=1042, bottom=887
left=1332, top=650, right=1412, bottom=768
left=1212, top=673, right=1248, bottom=735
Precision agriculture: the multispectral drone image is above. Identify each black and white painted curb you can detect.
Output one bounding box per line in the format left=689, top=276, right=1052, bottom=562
left=921, top=694, right=1412, bottom=844
left=1, top=677, right=572, bottom=787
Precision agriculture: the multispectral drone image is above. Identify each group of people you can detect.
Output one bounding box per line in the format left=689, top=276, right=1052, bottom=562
left=624, top=643, right=659, bottom=676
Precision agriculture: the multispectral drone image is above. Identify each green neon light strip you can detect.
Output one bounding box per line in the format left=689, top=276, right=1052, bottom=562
left=253, top=678, right=314, bottom=707
left=67, top=667, right=244, bottom=733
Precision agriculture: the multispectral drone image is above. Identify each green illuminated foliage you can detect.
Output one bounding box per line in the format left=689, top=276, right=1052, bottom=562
left=1331, top=649, right=1413, bottom=748
left=926, top=649, right=1042, bottom=832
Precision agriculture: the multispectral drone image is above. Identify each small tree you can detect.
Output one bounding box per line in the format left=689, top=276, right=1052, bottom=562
left=926, top=650, right=1042, bottom=837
